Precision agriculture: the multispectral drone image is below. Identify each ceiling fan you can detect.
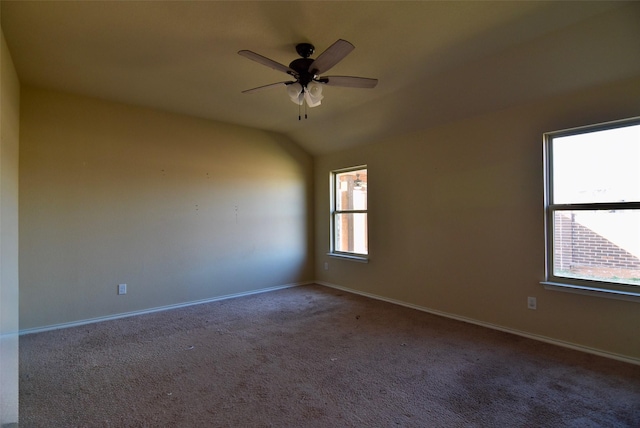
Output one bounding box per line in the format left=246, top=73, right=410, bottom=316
left=238, top=39, right=378, bottom=113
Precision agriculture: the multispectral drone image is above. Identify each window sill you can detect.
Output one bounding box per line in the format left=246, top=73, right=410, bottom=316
left=327, top=253, right=369, bottom=263
left=541, top=281, right=640, bottom=303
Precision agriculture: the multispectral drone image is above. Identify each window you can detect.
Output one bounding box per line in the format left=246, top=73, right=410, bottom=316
left=543, top=117, right=640, bottom=298
left=330, top=166, right=368, bottom=260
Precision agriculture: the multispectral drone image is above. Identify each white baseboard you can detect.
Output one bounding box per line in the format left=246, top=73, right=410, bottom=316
left=19, top=282, right=311, bottom=336
left=315, top=281, right=640, bottom=366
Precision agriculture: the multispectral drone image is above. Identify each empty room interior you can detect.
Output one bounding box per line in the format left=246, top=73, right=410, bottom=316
left=1, top=1, right=640, bottom=426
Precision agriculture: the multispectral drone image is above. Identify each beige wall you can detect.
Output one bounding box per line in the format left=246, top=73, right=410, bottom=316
left=315, top=76, right=640, bottom=361
left=20, top=87, right=313, bottom=330
left=1, top=27, right=20, bottom=426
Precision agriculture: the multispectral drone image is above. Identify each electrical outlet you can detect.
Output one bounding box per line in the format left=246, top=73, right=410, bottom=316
left=527, top=296, right=537, bottom=310
left=324, top=262, right=329, bottom=270
left=118, top=283, right=127, bottom=295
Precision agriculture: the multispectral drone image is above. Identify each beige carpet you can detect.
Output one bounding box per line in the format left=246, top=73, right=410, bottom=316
left=19, top=284, right=640, bottom=427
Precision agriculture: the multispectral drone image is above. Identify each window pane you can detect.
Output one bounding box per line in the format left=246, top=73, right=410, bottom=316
left=552, top=124, right=640, bottom=204
left=553, top=209, right=640, bottom=286
left=335, top=213, right=368, bottom=254
left=336, top=169, right=367, bottom=211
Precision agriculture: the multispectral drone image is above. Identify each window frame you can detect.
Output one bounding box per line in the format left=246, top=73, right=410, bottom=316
left=542, top=117, right=640, bottom=301
left=329, top=165, right=369, bottom=262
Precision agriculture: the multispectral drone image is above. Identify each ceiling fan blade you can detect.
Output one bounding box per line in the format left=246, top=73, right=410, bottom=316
left=308, top=39, right=355, bottom=75
left=242, top=81, right=294, bottom=94
left=238, top=50, right=295, bottom=75
left=320, top=76, right=378, bottom=89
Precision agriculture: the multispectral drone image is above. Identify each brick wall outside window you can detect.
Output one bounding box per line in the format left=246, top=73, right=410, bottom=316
left=554, top=212, right=640, bottom=271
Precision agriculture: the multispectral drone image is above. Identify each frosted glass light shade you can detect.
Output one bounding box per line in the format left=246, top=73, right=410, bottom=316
left=287, top=82, right=324, bottom=107
left=287, top=83, right=304, bottom=105
left=305, top=82, right=323, bottom=107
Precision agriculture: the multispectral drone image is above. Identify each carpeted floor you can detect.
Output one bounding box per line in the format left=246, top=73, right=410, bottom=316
left=19, top=284, right=640, bottom=427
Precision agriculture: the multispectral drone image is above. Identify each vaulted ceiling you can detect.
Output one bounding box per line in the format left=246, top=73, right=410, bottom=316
left=2, top=1, right=639, bottom=154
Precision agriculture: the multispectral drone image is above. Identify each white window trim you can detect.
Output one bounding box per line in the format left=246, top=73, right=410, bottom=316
left=327, top=252, right=369, bottom=263
left=330, top=165, right=369, bottom=261
left=542, top=117, right=640, bottom=301
left=541, top=281, right=640, bottom=303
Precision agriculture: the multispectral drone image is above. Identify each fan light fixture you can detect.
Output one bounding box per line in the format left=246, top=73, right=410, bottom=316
left=288, top=81, right=324, bottom=107
left=239, top=39, right=378, bottom=120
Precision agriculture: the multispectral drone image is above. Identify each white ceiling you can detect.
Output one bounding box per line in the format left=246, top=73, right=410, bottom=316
left=2, top=1, right=639, bottom=155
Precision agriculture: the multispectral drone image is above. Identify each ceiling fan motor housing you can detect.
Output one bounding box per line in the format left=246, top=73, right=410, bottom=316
left=289, top=57, right=316, bottom=86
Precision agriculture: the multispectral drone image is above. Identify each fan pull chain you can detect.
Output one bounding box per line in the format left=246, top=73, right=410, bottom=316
left=297, top=98, right=309, bottom=120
